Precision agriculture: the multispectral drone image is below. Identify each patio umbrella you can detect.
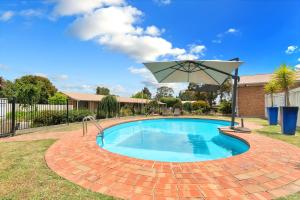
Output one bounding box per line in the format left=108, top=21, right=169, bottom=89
left=143, top=59, right=244, bottom=128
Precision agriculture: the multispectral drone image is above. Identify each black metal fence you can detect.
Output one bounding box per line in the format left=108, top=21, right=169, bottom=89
left=0, top=98, right=70, bottom=137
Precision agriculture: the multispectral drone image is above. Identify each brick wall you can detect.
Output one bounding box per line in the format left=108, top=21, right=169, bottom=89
left=237, top=85, right=266, bottom=118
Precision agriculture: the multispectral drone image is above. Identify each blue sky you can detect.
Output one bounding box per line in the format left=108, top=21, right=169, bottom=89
left=1, top=0, right=300, bottom=97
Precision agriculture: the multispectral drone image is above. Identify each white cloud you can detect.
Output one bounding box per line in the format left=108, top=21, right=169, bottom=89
left=34, top=73, right=48, bottom=78
left=212, top=39, right=222, bottom=44
left=154, top=0, right=171, bottom=5
left=0, top=11, right=14, bottom=21
left=285, top=45, right=298, bottom=54
left=212, top=28, right=239, bottom=44
left=145, top=25, right=162, bottom=36
left=19, top=9, right=43, bottom=17
left=190, top=45, right=206, bottom=55
left=298, top=58, right=300, bottom=62
left=295, top=64, right=300, bottom=71
left=52, top=0, right=125, bottom=16
left=52, top=74, right=69, bottom=81
left=0, top=64, right=10, bottom=71
left=176, top=54, right=198, bottom=60
left=68, top=5, right=188, bottom=61
left=128, top=66, right=187, bottom=95
left=226, top=28, right=238, bottom=34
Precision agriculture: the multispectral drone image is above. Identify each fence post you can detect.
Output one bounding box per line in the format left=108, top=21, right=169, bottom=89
left=11, top=97, right=16, bottom=135
left=66, top=98, right=69, bottom=125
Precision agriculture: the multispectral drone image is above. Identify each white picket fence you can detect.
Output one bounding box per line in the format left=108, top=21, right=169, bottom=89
left=265, top=87, right=300, bottom=126
left=0, top=102, right=73, bottom=119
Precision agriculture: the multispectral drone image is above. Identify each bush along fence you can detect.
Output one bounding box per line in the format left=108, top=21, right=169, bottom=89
left=0, top=97, right=93, bottom=137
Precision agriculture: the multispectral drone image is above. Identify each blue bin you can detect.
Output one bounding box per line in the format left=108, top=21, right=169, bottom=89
left=267, top=107, right=278, bottom=125
left=281, top=106, right=298, bottom=135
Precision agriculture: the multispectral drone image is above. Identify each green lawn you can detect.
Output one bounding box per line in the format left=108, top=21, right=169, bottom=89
left=0, top=117, right=299, bottom=199
left=0, top=139, right=115, bottom=200
left=246, top=118, right=300, bottom=148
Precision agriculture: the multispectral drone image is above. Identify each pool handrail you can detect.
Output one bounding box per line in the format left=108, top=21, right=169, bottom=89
left=82, top=116, right=104, bottom=137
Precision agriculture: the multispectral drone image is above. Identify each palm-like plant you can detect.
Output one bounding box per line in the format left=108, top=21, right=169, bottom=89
left=273, top=64, right=296, bottom=106
left=264, top=80, right=279, bottom=107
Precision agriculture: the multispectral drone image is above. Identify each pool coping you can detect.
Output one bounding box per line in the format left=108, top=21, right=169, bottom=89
left=45, top=116, right=300, bottom=199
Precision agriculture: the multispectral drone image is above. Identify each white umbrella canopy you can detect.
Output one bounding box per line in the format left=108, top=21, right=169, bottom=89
left=143, top=60, right=243, bottom=85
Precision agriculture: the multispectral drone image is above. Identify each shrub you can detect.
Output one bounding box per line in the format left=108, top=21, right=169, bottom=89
left=48, top=92, right=67, bottom=105
left=183, top=102, right=192, bottom=112
left=145, top=100, right=159, bottom=114
left=32, top=109, right=93, bottom=127
left=120, top=107, right=133, bottom=117
left=97, top=95, right=118, bottom=118
left=193, top=109, right=203, bottom=115
left=192, top=100, right=210, bottom=113
left=160, top=97, right=181, bottom=108
left=218, top=100, right=232, bottom=114
left=173, top=101, right=182, bottom=111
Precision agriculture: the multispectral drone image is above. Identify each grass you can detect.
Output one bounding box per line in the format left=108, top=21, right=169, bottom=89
left=0, top=139, right=115, bottom=200
left=0, top=116, right=299, bottom=199
left=246, top=118, right=300, bottom=148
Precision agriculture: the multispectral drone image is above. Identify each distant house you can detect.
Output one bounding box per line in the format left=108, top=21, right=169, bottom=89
left=62, top=92, right=164, bottom=112
left=237, top=73, right=300, bottom=118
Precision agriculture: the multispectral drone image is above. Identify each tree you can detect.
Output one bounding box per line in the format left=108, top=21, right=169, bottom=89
left=145, top=100, right=159, bottom=114
left=160, top=97, right=181, bottom=108
left=219, top=79, right=232, bottom=101
left=97, top=95, right=118, bottom=118
left=14, top=75, right=57, bottom=104
left=0, top=77, right=7, bottom=97
left=15, top=82, right=41, bottom=105
left=273, top=64, right=296, bottom=106
left=48, top=92, right=68, bottom=105
left=142, top=87, right=151, bottom=99
left=155, top=86, right=174, bottom=100
left=96, top=87, right=110, bottom=95
left=183, top=102, right=193, bottom=112
left=179, top=90, right=196, bottom=101
left=0, top=80, right=15, bottom=101
left=264, top=80, right=279, bottom=107
left=132, top=91, right=150, bottom=99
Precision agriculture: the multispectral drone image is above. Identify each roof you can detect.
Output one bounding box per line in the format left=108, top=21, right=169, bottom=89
left=239, top=72, right=300, bottom=86
left=62, top=92, right=165, bottom=104
left=238, top=74, right=273, bottom=86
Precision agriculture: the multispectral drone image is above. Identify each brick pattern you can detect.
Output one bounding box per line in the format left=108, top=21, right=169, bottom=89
left=238, top=86, right=266, bottom=118
left=45, top=117, right=300, bottom=200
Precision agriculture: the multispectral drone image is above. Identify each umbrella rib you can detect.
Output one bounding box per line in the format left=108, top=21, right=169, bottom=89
left=192, top=61, right=235, bottom=78
left=153, top=62, right=183, bottom=74
left=193, top=62, right=221, bottom=85
left=202, top=70, right=221, bottom=85
left=159, top=68, right=179, bottom=83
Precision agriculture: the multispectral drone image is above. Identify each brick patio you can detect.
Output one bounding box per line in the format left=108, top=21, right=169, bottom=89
left=45, top=117, right=300, bottom=200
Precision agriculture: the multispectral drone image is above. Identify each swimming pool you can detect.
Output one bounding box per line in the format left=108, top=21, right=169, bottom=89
left=96, top=118, right=249, bottom=162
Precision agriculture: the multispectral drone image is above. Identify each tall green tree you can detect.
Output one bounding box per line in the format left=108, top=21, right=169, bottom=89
left=132, top=91, right=150, bottom=99
left=142, top=87, right=151, bottom=99
left=96, top=86, right=110, bottom=95
left=179, top=90, right=196, bottom=101
left=14, top=75, right=57, bottom=104
left=155, top=86, right=174, bottom=100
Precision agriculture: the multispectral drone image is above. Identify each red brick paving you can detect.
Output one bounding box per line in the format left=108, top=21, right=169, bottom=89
left=41, top=117, right=300, bottom=199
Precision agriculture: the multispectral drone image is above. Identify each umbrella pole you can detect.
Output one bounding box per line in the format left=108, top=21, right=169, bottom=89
left=231, top=68, right=239, bottom=129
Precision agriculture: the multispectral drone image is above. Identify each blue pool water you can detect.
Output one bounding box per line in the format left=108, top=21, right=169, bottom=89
left=96, top=118, right=249, bottom=162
